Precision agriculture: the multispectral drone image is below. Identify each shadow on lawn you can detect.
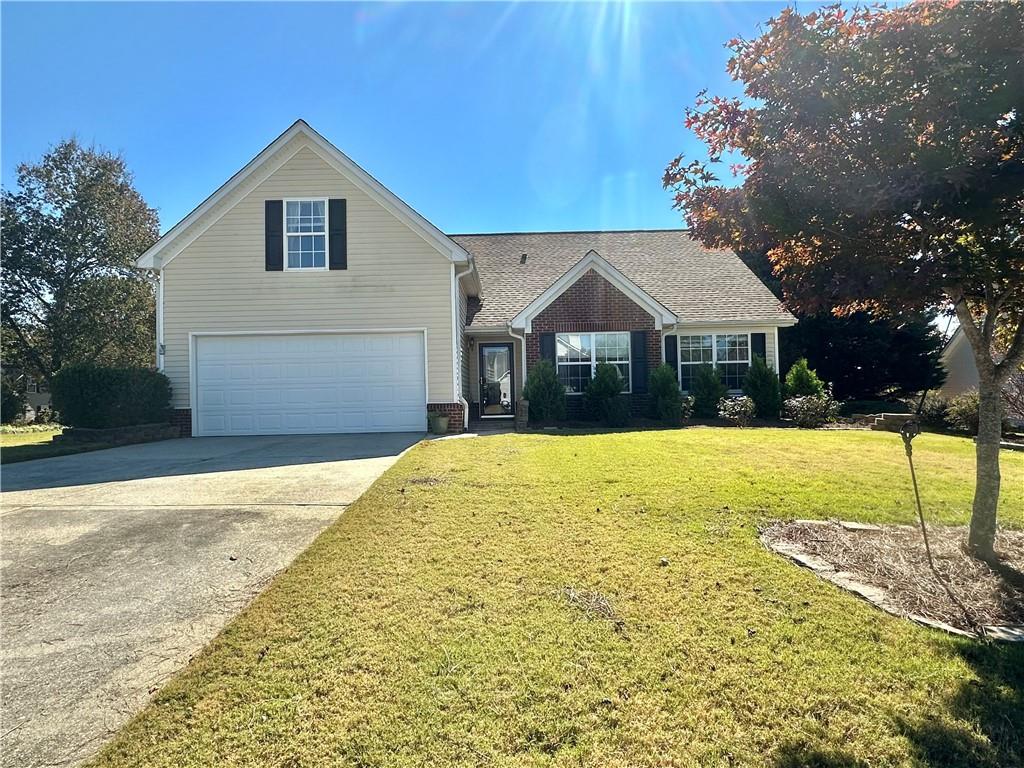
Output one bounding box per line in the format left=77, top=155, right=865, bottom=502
left=898, top=639, right=1023, bottom=767
left=768, top=640, right=1023, bottom=768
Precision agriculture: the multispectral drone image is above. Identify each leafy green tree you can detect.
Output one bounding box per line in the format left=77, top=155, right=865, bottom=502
left=522, top=360, right=566, bottom=423
left=784, top=359, right=826, bottom=399
left=664, top=2, right=1023, bottom=558
left=743, top=355, right=782, bottom=419
left=1, top=139, right=159, bottom=385
left=690, top=364, right=727, bottom=418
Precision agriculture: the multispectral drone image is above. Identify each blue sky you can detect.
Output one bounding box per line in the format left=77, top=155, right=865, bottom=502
left=2, top=2, right=787, bottom=235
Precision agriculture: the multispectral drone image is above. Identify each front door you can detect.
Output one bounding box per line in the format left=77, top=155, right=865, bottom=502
left=479, top=343, right=514, bottom=418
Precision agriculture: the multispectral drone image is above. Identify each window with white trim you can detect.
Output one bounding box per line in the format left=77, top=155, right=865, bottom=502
left=556, top=332, right=631, bottom=393
left=677, top=332, right=751, bottom=392
left=678, top=334, right=713, bottom=392
left=285, top=200, right=327, bottom=270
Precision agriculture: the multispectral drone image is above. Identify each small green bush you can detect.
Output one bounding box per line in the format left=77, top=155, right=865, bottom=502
left=585, top=363, right=629, bottom=426
left=743, top=356, right=782, bottom=419
left=691, top=364, right=727, bottom=418
left=1, top=375, right=28, bottom=424
left=785, top=358, right=826, bottom=398
left=649, top=364, right=685, bottom=425
left=718, top=396, right=756, bottom=427
left=50, top=364, right=172, bottom=429
left=946, top=390, right=981, bottom=434
left=522, top=360, right=566, bottom=423
left=916, top=393, right=952, bottom=431
left=784, top=395, right=840, bottom=428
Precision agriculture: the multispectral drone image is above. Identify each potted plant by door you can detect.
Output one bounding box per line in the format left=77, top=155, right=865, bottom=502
left=428, top=411, right=449, bottom=434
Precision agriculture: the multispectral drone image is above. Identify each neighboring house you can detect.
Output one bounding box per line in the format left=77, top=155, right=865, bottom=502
left=137, top=121, right=795, bottom=437
left=937, top=327, right=979, bottom=398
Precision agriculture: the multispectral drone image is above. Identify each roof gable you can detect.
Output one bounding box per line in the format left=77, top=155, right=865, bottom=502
left=510, top=249, right=677, bottom=332
left=137, top=120, right=471, bottom=268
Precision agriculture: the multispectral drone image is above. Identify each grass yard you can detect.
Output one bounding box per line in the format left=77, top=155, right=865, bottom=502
left=92, top=429, right=1024, bottom=768
left=0, top=427, right=115, bottom=464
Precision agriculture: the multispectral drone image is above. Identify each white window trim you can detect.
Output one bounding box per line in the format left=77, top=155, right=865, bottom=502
left=283, top=197, right=329, bottom=272
left=556, top=331, right=632, bottom=395
left=677, top=332, right=751, bottom=394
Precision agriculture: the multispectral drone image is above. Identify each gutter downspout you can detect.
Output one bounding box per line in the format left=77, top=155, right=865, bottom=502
left=454, top=261, right=476, bottom=431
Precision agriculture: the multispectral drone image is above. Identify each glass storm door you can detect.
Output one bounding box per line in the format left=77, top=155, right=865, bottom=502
left=479, top=343, right=514, bottom=418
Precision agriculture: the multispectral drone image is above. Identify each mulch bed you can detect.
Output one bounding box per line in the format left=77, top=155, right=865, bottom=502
left=761, top=519, right=1024, bottom=639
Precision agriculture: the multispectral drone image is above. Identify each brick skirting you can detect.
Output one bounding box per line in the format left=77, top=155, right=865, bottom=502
left=170, top=408, right=192, bottom=438
left=427, top=402, right=465, bottom=434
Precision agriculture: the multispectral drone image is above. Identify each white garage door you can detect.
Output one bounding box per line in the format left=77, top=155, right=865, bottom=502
left=194, top=332, right=426, bottom=436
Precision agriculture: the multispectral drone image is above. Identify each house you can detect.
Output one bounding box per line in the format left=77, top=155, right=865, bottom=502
left=937, top=327, right=979, bottom=398
left=137, top=121, right=795, bottom=437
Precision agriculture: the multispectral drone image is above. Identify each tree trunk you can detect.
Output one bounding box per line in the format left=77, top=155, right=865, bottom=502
left=968, top=373, right=1003, bottom=559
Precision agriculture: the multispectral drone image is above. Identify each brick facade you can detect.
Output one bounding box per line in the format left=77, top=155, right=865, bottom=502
left=427, top=402, right=465, bottom=434
left=524, top=269, right=662, bottom=417
left=170, top=408, right=192, bottom=438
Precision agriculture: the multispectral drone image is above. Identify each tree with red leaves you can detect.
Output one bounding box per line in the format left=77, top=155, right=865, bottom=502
left=665, top=1, right=1024, bottom=560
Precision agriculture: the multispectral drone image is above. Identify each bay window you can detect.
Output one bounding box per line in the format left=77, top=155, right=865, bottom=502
left=556, top=332, right=631, bottom=393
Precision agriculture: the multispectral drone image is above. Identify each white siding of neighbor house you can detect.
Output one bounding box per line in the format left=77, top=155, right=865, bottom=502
left=162, top=144, right=455, bottom=409
left=670, top=324, right=781, bottom=372
left=938, top=330, right=980, bottom=398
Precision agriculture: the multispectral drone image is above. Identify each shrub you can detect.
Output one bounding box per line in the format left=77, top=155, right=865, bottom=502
left=1, top=375, right=28, bottom=424
left=522, top=360, right=566, bottom=423
left=585, top=362, right=629, bottom=426
left=691, top=364, right=727, bottom=418
left=742, top=356, right=782, bottom=419
left=839, top=398, right=910, bottom=416
left=784, top=395, right=840, bottom=428
left=915, top=393, right=952, bottom=431
left=718, top=396, right=756, bottom=427
left=784, top=358, right=826, bottom=398
left=50, top=364, right=172, bottom=429
left=648, top=364, right=685, bottom=425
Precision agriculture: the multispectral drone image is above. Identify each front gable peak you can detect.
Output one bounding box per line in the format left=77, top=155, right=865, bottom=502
left=137, top=120, right=471, bottom=269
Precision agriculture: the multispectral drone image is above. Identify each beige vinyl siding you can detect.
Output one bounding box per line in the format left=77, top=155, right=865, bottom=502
left=162, top=146, right=454, bottom=409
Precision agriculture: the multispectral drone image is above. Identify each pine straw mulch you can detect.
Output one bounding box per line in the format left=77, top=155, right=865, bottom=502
left=760, top=519, right=1024, bottom=639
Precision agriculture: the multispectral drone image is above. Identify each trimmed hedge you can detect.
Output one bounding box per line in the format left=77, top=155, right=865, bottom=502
left=649, top=364, right=686, bottom=425
left=743, top=355, right=782, bottom=419
left=522, top=360, right=566, bottom=424
left=691, top=364, right=727, bottom=418
left=51, top=364, right=172, bottom=429
left=585, top=363, right=629, bottom=426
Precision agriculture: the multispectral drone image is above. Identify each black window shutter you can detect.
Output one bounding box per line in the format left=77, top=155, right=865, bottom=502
left=630, top=330, right=648, bottom=393
left=328, top=199, right=347, bottom=270
left=539, top=333, right=556, bottom=364
left=752, top=333, right=767, bottom=362
left=664, top=334, right=678, bottom=382
left=265, top=200, right=283, bottom=271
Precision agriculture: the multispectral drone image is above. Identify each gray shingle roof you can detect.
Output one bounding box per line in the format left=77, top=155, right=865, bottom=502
left=450, top=229, right=795, bottom=328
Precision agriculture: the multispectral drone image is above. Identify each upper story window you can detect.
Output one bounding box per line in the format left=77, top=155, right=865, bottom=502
left=556, top=331, right=631, bottom=394
left=285, top=200, right=327, bottom=270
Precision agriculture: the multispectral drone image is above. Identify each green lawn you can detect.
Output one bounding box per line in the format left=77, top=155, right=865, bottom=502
left=92, top=429, right=1023, bottom=768
left=0, top=427, right=113, bottom=464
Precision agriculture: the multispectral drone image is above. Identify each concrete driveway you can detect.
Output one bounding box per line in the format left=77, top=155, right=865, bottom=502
left=1, top=433, right=422, bottom=768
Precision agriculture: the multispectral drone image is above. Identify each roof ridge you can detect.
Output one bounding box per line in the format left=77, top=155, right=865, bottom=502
left=448, top=228, right=689, bottom=237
